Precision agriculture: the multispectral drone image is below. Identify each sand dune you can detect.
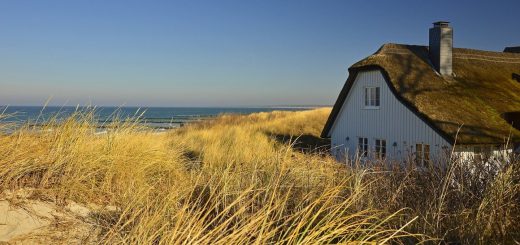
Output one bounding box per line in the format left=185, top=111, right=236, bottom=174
left=0, top=189, right=98, bottom=244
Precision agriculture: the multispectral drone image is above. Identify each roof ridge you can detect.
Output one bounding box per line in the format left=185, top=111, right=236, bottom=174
left=454, top=47, right=520, bottom=57
left=381, top=43, right=520, bottom=57
left=454, top=56, right=520, bottom=64
left=454, top=53, right=520, bottom=60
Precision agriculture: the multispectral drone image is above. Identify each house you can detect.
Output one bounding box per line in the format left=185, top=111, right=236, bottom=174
left=321, top=22, right=520, bottom=164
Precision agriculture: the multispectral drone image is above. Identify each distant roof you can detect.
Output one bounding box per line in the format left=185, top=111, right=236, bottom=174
left=322, top=43, right=520, bottom=144
left=504, top=46, right=520, bottom=53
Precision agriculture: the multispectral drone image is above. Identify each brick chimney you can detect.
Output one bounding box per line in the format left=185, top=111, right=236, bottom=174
left=429, top=21, right=453, bottom=76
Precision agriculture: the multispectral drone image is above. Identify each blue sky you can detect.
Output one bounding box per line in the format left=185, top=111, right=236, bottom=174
left=0, top=0, right=519, bottom=107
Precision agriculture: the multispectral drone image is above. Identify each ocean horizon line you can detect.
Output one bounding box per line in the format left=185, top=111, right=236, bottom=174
left=0, top=106, right=324, bottom=129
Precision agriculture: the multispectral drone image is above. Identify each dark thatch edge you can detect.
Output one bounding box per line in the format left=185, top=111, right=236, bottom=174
left=513, top=73, right=520, bottom=82
left=504, top=46, right=520, bottom=53
left=320, top=65, right=455, bottom=145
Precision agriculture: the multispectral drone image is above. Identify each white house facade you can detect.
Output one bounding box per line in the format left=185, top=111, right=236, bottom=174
left=321, top=22, right=520, bottom=164
left=328, top=69, right=450, bottom=163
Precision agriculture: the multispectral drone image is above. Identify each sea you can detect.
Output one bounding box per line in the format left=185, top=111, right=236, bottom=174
left=0, top=106, right=315, bottom=130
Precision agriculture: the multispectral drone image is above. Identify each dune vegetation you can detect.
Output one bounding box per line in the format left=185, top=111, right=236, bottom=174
left=0, top=108, right=518, bottom=244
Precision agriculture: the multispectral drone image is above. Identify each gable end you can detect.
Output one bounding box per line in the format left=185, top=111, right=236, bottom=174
left=321, top=65, right=455, bottom=145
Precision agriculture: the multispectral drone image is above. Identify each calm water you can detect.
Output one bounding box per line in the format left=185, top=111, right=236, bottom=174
left=0, top=106, right=313, bottom=129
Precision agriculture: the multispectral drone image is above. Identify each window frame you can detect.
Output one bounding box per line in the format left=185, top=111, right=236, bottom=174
left=375, top=139, right=386, bottom=159
left=364, top=86, right=380, bottom=109
left=358, top=137, right=368, bottom=157
left=415, top=143, right=430, bottom=167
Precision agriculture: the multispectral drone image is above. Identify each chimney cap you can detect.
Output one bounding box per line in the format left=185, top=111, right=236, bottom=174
left=433, top=21, right=450, bottom=27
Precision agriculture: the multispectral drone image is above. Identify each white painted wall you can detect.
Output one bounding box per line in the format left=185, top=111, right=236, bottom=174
left=328, top=69, right=451, bottom=162
left=454, top=145, right=511, bottom=163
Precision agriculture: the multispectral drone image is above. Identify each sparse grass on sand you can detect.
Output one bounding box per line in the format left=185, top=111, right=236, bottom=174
left=0, top=108, right=518, bottom=244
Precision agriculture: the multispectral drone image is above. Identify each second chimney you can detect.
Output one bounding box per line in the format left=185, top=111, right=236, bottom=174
left=429, top=21, right=453, bottom=76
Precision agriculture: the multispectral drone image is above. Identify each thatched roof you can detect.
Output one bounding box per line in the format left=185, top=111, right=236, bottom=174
left=322, top=43, right=520, bottom=144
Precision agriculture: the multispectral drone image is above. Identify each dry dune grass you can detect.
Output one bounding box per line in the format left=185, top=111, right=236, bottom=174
left=0, top=108, right=416, bottom=244
left=0, top=107, right=518, bottom=244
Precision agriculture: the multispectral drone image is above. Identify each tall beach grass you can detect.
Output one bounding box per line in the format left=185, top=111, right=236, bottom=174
left=0, top=107, right=518, bottom=243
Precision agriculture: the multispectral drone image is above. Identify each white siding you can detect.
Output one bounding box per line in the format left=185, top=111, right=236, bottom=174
left=454, top=145, right=511, bottom=162
left=329, top=70, right=451, bottom=161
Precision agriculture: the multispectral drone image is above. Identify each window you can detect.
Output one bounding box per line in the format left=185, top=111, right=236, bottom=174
left=364, top=87, right=380, bottom=108
left=375, top=139, right=386, bottom=159
left=358, top=137, right=368, bottom=157
left=415, top=143, right=430, bottom=167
